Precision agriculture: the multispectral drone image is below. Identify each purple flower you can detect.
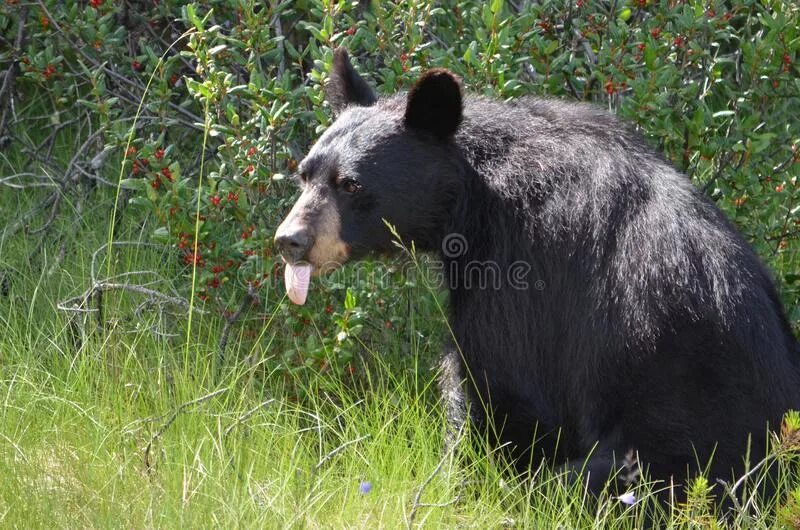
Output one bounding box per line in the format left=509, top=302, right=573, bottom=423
left=359, top=481, right=372, bottom=495
left=617, top=491, right=636, bottom=505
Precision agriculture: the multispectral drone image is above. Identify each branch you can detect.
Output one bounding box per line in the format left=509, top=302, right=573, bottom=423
left=218, top=284, right=257, bottom=361
left=36, top=0, right=203, bottom=129
left=223, top=399, right=275, bottom=438
left=716, top=445, right=781, bottom=512
left=313, top=434, right=371, bottom=473
left=143, top=388, right=228, bottom=472
left=0, top=173, right=61, bottom=189
left=407, top=426, right=464, bottom=529
left=0, top=5, right=29, bottom=138
left=57, top=281, right=201, bottom=314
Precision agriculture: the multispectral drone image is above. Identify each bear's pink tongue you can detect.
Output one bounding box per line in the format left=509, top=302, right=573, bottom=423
left=284, top=262, right=312, bottom=305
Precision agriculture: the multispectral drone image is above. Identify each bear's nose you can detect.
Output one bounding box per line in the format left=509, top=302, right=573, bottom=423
left=274, top=227, right=312, bottom=263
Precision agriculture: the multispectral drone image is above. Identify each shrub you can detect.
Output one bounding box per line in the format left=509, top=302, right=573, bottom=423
left=1, top=0, right=798, bottom=373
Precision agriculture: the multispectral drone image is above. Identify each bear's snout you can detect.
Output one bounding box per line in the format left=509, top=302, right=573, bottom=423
left=274, top=225, right=312, bottom=264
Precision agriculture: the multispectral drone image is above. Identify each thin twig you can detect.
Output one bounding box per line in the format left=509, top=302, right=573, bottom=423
left=314, top=434, right=371, bottom=473
left=716, top=451, right=777, bottom=511
left=0, top=173, right=60, bottom=189
left=0, top=5, right=28, bottom=138
left=143, top=388, right=228, bottom=472
left=57, top=282, right=198, bottom=313
left=223, top=399, right=275, bottom=438
left=407, top=426, right=464, bottom=529
left=218, top=284, right=257, bottom=360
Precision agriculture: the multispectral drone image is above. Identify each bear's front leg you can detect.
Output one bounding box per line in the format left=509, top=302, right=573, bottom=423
left=438, top=345, right=477, bottom=453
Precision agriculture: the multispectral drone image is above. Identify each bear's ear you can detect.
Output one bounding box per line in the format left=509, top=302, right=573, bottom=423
left=404, top=69, right=463, bottom=139
left=326, top=48, right=377, bottom=115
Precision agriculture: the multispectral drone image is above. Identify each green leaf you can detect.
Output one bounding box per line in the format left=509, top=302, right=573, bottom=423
left=344, top=288, right=356, bottom=310
left=184, top=4, right=204, bottom=31
left=491, top=0, right=503, bottom=15
left=152, top=226, right=170, bottom=243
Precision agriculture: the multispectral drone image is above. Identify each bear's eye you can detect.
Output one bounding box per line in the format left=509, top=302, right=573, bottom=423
left=339, top=178, right=361, bottom=194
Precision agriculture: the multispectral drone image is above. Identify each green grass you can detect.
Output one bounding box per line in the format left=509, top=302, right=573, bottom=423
left=1, top=127, right=799, bottom=529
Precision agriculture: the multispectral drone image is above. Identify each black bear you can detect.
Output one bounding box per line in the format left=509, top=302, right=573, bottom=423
left=275, top=48, right=800, bottom=497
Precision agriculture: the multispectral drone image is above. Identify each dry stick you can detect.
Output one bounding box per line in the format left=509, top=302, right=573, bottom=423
left=8, top=191, right=58, bottom=236
left=25, top=127, right=106, bottom=237
left=58, top=282, right=197, bottom=313
left=223, top=399, right=275, bottom=439
left=218, top=284, right=257, bottom=361
left=313, top=434, right=371, bottom=473
left=272, top=12, right=286, bottom=79
left=716, top=451, right=777, bottom=512
left=0, top=5, right=28, bottom=139
left=222, top=399, right=275, bottom=482
left=407, top=426, right=465, bottom=530
left=143, top=388, right=228, bottom=473
left=0, top=173, right=61, bottom=188
left=27, top=193, right=62, bottom=235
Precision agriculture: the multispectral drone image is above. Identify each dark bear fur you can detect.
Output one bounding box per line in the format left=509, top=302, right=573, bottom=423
left=275, top=48, right=800, bottom=497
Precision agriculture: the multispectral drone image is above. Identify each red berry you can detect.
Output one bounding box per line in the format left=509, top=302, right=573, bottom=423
left=210, top=195, right=221, bottom=207
left=183, top=252, right=203, bottom=267
left=89, top=0, right=102, bottom=8
left=154, top=148, right=165, bottom=160
left=161, top=167, right=173, bottom=181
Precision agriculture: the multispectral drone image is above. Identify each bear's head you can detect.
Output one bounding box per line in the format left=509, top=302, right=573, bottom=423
left=274, top=48, right=465, bottom=304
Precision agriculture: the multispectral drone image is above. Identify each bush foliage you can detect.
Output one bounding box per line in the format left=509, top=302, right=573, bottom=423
left=1, top=0, right=798, bottom=374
